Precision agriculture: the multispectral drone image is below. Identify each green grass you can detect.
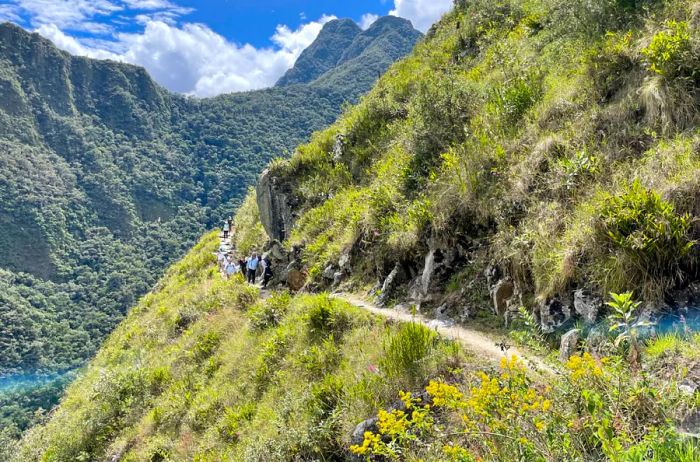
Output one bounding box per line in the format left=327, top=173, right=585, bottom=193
left=16, top=232, right=462, bottom=461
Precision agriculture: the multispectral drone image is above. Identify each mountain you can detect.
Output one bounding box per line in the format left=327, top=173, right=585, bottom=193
left=277, top=16, right=422, bottom=89
left=276, top=19, right=362, bottom=86
left=12, top=0, right=700, bottom=460
left=0, top=18, right=421, bottom=436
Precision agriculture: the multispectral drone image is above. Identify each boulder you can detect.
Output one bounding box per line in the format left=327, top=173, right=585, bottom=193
left=559, top=329, right=579, bottom=363
left=378, top=263, right=404, bottom=306
left=256, top=169, right=297, bottom=242
left=680, top=410, right=700, bottom=438
left=350, top=417, right=378, bottom=447
left=679, top=378, right=699, bottom=395
left=420, top=249, right=437, bottom=298
left=491, top=279, right=514, bottom=317
left=333, top=271, right=344, bottom=286
left=338, top=252, right=351, bottom=272
left=265, top=239, right=288, bottom=261
left=573, top=289, right=602, bottom=324
left=287, top=269, right=307, bottom=291
left=322, top=264, right=336, bottom=280
left=537, top=296, right=572, bottom=333
left=669, top=281, right=700, bottom=310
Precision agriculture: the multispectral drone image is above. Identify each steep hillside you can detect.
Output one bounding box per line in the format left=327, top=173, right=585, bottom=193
left=258, top=0, right=700, bottom=331
left=11, top=232, right=463, bottom=461
left=12, top=217, right=699, bottom=461
left=0, top=18, right=421, bottom=436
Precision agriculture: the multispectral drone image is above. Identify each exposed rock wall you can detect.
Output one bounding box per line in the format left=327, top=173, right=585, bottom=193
left=256, top=169, right=298, bottom=242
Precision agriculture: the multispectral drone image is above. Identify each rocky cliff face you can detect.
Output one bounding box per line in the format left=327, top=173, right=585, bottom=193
left=256, top=168, right=298, bottom=242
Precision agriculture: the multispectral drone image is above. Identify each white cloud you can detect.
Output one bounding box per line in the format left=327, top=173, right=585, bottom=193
left=389, top=0, right=452, bottom=32
left=359, top=13, right=378, bottom=30
left=35, top=24, right=123, bottom=60
left=34, top=15, right=335, bottom=97
left=14, top=0, right=122, bottom=32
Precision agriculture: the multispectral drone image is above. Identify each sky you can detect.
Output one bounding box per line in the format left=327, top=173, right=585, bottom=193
left=0, top=0, right=453, bottom=97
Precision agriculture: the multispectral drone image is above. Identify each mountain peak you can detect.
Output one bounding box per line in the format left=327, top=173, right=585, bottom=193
left=276, top=16, right=421, bottom=88
left=275, top=19, right=362, bottom=87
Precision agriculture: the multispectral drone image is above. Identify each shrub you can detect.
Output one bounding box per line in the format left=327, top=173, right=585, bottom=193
left=193, top=332, right=220, bottom=360
left=306, top=297, right=352, bottom=340
left=247, top=292, right=290, bottom=330
left=354, top=354, right=690, bottom=461
left=606, top=291, right=654, bottom=368
left=642, top=20, right=695, bottom=79
left=309, top=374, right=345, bottom=418
left=486, top=68, right=543, bottom=131
left=381, top=322, right=437, bottom=379
left=593, top=180, right=694, bottom=299
left=298, top=336, right=343, bottom=379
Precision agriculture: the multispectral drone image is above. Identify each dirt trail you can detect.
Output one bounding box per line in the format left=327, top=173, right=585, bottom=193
left=333, top=292, right=557, bottom=377
left=219, top=232, right=556, bottom=376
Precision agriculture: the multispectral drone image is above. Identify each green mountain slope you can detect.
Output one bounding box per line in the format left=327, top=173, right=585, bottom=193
left=11, top=232, right=461, bottom=461
left=278, top=16, right=423, bottom=92
left=0, top=18, right=421, bottom=435
left=11, top=0, right=700, bottom=458
left=261, top=0, right=700, bottom=323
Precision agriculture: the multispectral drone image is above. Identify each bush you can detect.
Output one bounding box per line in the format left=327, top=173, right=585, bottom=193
left=594, top=180, right=694, bottom=299
left=247, top=292, right=290, bottom=330
left=306, top=297, right=352, bottom=340
left=354, top=355, right=692, bottom=461
left=642, top=20, right=695, bottom=79
left=381, top=322, right=437, bottom=379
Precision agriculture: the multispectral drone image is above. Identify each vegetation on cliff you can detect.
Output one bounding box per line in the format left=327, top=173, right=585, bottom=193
left=266, top=0, right=700, bottom=314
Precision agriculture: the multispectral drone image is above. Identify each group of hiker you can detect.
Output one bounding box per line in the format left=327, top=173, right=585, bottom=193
left=217, top=218, right=273, bottom=287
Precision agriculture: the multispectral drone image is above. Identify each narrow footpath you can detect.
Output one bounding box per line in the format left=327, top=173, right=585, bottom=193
left=332, top=292, right=557, bottom=377
left=219, top=231, right=556, bottom=377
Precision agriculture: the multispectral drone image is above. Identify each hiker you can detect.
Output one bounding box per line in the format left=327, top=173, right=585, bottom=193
left=224, top=255, right=238, bottom=280
left=216, top=250, right=226, bottom=271
left=223, top=220, right=230, bottom=239
left=238, top=257, right=246, bottom=277
left=246, top=252, right=259, bottom=284
left=262, top=257, right=273, bottom=288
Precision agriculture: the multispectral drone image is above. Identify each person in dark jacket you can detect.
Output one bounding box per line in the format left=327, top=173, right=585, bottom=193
left=262, top=257, right=273, bottom=288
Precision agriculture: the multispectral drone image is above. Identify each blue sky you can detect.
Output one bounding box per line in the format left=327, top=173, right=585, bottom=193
left=0, top=0, right=452, bottom=96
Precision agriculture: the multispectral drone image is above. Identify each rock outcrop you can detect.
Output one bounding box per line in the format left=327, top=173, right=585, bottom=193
left=256, top=169, right=298, bottom=242
left=537, top=296, right=572, bottom=333
left=559, top=329, right=579, bottom=362
left=573, top=289, right=601, bottom=324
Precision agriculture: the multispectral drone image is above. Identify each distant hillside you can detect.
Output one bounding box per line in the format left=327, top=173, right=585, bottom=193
left=277, top=16, right=422, bottom=90
left=0, top=17, right=421, bottom=437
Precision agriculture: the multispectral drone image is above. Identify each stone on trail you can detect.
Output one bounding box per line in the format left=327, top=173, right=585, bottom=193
left=559, top=329, right=579, bottom=363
